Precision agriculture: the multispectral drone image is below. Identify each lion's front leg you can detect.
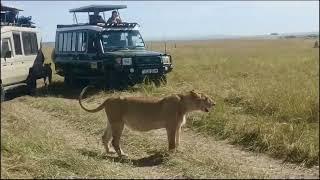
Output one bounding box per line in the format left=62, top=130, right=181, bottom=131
left=166, top=126, right=177, bottom=153
left=176, top=125, right=182, bottom=148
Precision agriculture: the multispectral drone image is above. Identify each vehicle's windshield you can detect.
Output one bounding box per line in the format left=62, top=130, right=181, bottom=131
left=101, top=30, right=145, bottom=51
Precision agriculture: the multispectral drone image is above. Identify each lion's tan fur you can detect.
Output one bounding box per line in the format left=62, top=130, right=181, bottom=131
left=79, top=86, right=215, bottom=157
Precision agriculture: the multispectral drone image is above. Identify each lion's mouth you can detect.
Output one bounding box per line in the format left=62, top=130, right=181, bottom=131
left=204, top=108, right=210, bottom=112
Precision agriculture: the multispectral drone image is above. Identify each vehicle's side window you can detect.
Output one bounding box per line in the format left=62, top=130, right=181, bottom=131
left=30, top=33, right=38, bottom=53
left=83, top=32, right=87, bottom=52
left=77, top=32, right=83, bottom=52
left=1, top=38, right=12, bottom=58
left=58, top=33, right=63, bottom=52
left=87, top=31, right=96, bottom=53
left=77, top=31, right=87, bottom=52
left=22, top=32, right=38, bottom=55
left=22, top=32, right=31, bottom=55
left=66, top=32, right=72, bottom=52
left=57, top=31, right=87, bottom=53
left=63, top=33, right=68, bottom=52
left=13, top=33, right=22, bottom=55
left=71, top=32, right=77, bottom=52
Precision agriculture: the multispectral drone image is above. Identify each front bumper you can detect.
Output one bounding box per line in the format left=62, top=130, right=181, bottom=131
left=114, top=64, right=173, bottom=83
left=115, top=64, right=173, bottom=75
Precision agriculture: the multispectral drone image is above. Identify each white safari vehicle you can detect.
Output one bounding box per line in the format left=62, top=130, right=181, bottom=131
left=1, top=5, right=51, bottom=101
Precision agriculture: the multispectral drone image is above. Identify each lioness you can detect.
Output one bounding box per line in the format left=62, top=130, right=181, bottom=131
left=79, top=86, right=215, bottom=157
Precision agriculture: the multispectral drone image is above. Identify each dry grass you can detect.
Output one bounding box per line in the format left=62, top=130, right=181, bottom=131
left=147, top=39, right=319, bottom=166
left=44, top=38, right=319, bottom=166
left=1, top=38, right=319, bottom=178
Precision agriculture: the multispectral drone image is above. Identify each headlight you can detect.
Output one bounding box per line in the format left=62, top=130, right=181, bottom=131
left=115, top=57, right=122, bottom=64
left=122, top=57, right=132, bottom=65
left=161, top=56, right=170, bottom=64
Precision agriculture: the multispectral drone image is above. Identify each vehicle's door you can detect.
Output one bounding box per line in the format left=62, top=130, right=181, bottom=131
left=1, top=37, right=16, bottom=86
left=8, top=31, right=30, bottom=83
left=14, top=31, right=39, bottom=82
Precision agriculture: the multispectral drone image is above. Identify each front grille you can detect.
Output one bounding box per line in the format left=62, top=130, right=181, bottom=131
left=134, top=56, right=161, bottom=66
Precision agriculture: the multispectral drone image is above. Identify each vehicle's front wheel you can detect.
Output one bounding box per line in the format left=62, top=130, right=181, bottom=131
left=153, top=75, right=167, bottom=87
left=26, top=76, right=37, bottom=95
left=106, top=71, right=129, bottom=90
left=64, top=74, right=74, bottom=87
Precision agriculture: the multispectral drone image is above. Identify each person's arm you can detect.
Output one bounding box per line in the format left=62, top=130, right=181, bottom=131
left=116, top=17, right=122, bottom=23
left=106, top=17, right=112, bottom=24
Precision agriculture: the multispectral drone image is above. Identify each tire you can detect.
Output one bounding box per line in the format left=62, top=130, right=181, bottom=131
left=26, top=68, right=37, bottom=95
left=64, top=74, right=74, bottom=87
left=106, top=71, right=128, bottom=90
left=1, top=85, right=5, bottom=102
left=26, top=77, right=37, bottom=95
left=143, top=76, right=153, bottom=86
left=153, top=75, right=167, bottom=87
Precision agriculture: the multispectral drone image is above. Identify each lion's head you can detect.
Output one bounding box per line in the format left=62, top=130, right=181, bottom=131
left=183, top=90, right=216, bottom=113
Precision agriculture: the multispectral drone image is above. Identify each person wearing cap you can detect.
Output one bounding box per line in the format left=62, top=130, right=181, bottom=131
left=107, top=10, right=122, bottom=24
left=93, top=11, right=106, bottom=23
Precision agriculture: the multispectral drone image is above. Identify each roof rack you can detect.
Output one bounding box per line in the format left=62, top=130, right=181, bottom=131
left=56, top=22, right=139, bottom=30
left=104, top=22, right=138, bottom=28
left=69, top=5, right=127, bottom=13
left=69, top=5, right=127, bottom=25
left=1, top=5, right=23, bottom=12
left=1, top=4, right=36, bottom=28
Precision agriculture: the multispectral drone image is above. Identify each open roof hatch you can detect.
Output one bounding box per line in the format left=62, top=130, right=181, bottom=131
left=1, top=5, right=23, bottom=13
left=69, top=5, right=127, bottom=24
left=1, top=4, right=35, bottom=27
left=69, top=5, right=127, bottom=13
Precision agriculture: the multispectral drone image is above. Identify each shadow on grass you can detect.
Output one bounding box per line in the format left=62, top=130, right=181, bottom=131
left=77, top=148, right=169, bottom=167
left=3, top=85, right=29, bottom=102
left=2, top=81, right=91, bottom=101
left=35, top=81, right=105, bottom=100
left=3, top=76, right=155, bottom=101
left=35, top=81, right=148, bottom=100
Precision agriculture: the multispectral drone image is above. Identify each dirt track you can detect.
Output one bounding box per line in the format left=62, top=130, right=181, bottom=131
left=1, top=92, right=319, bottom=178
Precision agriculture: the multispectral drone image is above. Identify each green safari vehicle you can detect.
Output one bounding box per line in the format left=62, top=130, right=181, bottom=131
left=53, top=5, right=173, bottom=89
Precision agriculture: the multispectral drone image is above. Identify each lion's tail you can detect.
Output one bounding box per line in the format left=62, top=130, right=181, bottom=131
left=79, top=85, right=105, bottom=113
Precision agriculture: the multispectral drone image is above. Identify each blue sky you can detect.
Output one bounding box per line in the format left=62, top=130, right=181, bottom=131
left=3, top=1, right=319, bottom=42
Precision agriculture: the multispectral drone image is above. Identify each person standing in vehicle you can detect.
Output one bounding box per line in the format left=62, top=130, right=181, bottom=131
left=93, top=11, right=106, bottom=24
left=107, top=10, right=122, bottom=24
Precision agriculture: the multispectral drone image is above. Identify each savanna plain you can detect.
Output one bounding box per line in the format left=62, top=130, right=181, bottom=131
left=1, top=38, right=319, bottom=178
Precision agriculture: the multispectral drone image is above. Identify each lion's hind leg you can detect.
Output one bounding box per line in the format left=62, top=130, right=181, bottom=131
left=166, top=126, right=177, bottom=153
left=110, top=120, right=127, bottom=157
left=102, top=120, right=115, bottom=154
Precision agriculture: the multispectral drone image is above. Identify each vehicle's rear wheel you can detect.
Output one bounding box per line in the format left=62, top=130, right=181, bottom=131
left=26, top=76, right=37, bottom=95
left=1, top=84, right=5, bottom=102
